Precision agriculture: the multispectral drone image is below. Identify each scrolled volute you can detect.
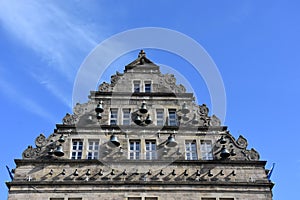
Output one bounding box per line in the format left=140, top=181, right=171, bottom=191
left=35, top=134, right=47, bottom=148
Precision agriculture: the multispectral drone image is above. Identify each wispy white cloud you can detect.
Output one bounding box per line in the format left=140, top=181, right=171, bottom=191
left=0, top=74, right=56, bottom=122
left=0, top=1, right=106, bottom=107
left=28, top=71, right=71, bottom=108
left=0, top=1, right=99, bottom=78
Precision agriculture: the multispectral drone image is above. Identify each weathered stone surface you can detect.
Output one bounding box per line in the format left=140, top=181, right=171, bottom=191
left=8, top=51, right=273, bottom=200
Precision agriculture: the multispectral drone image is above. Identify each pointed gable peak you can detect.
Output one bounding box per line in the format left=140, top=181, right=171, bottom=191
left=125, top=50, right=158, bottom=71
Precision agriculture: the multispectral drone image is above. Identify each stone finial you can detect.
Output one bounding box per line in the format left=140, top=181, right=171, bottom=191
left=138, top=50, right=146, bottom=58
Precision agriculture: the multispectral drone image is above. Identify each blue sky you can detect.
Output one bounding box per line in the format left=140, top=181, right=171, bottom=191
left=0, top=1, right=299, bottom=199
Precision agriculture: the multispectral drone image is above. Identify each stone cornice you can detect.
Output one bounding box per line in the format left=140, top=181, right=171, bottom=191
left=14, top=159, right=267, bottom=167
left=6, top=180, right=274, bottom=189
left=89, top=91, right=194, bottom=98
left=54, top=124, right=227, bottom=132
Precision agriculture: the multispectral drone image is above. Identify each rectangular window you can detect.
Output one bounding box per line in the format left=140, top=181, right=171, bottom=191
left=201, top=140, right=213, bottom=160
left=71, top=140, right=83, bottom=159
left=110, top=109, right=118, bottom=125
left=128, top=198, right=142, bottom=200
left=87, top=140, right=99, bottom=159
left=144, top=81, right=151, bottom=93
left=133, top=81, right=141, bottom=93
left=122, top=108, right=131, bottom=125
left=127, top=197, right=157, bottom=200
left=168, top=109, right=177, bottom=126
left=219, top=198, right=234, bottom=200
left=68, top=198, right=82, bottom=200
left=145, top=140, right=157, bottom=160
left=156, top=109, right=164, bottom=126
left=50, top=198, right=64, bottom=200
left=129, top=140, right=140, bottom=160
left=185, top=140, right=198, bottom=160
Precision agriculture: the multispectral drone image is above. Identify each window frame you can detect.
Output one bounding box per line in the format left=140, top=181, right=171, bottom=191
left=87, top=139, right=100, bottom=159
left=128, top=198, right=142, bottom=200
left=168, top=109, right=177, bottom=126
left=133, top=80, right=141, bottom=93
left=201, top=198, right=216, bottom=200
left=129, top=140, right=141, bottom=160
left=71, top=139, right=83, bottom=160
left=156, top=109, right=164, bottom=126
left=127, top=197, right=158, bottom=200
left=145, top=140, right=157, bottom=160
left=122, top=108, right=131, bottom=125
left=110, top=108, right=118, bottom=125
left=144, top=81, right=152, bottom=93
left=219, top=198, right=234, bottom=200
left=185, top=140, right=198, bottom=160
left=200, top=140, right=213, bottom=160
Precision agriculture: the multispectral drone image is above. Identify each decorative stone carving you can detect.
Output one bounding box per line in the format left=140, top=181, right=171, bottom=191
left=178, top=84, right=186, bottom=93
left=62, top=113, right=78, bottom=125
left=164, top=74, right=176, bottom=85
left=110, top=71, right=123, bottom=87
left=198, top=104, right=209, bottom=116
left=236, top=135, right=248, bottom=149
left=22, top=132, right=52, bottom=159
left=22, top=146, right=35, bottom=158
left=98, top=82, right=110, bottom=92
left=173, top=85, right=186, bottom=93
left=125, top=50, right=154, bottom=68
left=209, top=115, right=221, bottom=126
left=22, top=146, right=43, bottom=159
left=213, top=134, right=260, bottom=161
left=177, top=103, right=221, bottom=127
left=200, top=117, right=210, bottom=126
left=248, top=148, right=260, bottom=160
left=74, top=102, right=88, bottom=115
left=35, top=134, right=47, bottom=148
left=156, top=74, right=187, bottom=93
left=22, top=132, right=69, bottom=159
left=62, top=102, right=94, bottom=126
left=241, top=148, right=260, bottom=161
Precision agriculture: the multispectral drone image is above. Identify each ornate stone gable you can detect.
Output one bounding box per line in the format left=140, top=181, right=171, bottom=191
left=7, top=50, right=273, bottom=200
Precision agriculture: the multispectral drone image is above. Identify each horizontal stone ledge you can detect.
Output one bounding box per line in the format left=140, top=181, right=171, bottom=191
left=54, top=124, right=228, bottom=132
left=14, top=159, right=267, bottom=166
left=6, top=180, right=274, bottom=188
left=89, top=91, right=194, bottom=98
